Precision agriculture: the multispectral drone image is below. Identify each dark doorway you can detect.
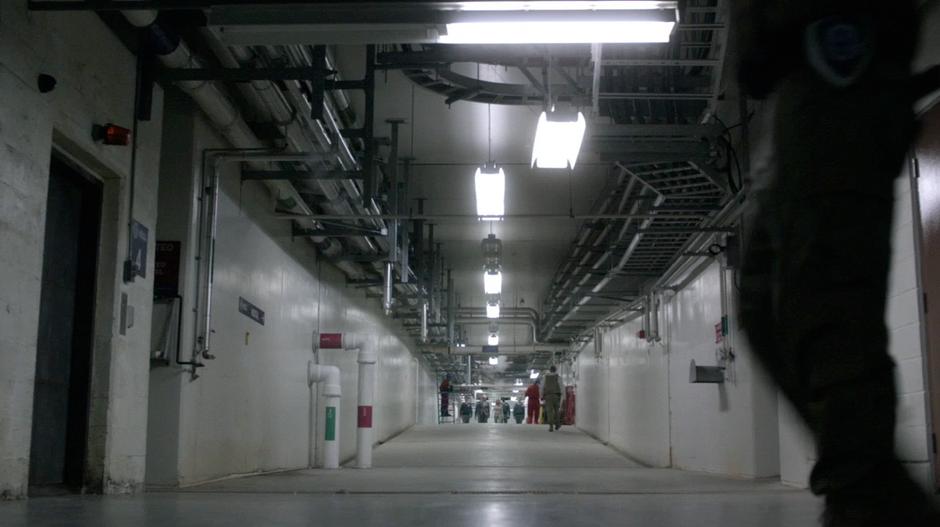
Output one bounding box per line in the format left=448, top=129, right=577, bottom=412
left=28, top=154, right=102, bottom=495
left=915, top=102, right=940, bottom=492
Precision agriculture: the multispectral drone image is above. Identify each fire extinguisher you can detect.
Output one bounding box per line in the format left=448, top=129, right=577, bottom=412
left=563, top=386, right=576, bottom=425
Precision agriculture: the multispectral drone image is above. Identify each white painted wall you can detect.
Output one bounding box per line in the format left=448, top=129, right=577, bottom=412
left=666, top=264, right=780, bottom=478
left=576, top=148, right=933, bottom=487
left=575, top=262, right=781, bottom=478
left=145, top=98, right=436, bottom=486
left=575, top=320, right=670, bottom=467
left=0, top=5, right=163, bottom=497
left=575, top=336, right=611, bottom=445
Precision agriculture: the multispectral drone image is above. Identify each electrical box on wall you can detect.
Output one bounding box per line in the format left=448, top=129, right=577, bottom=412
left=689, top=360, right=724, bottom=384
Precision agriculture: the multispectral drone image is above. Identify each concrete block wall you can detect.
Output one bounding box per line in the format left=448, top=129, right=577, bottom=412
left=0, top=5, right=164, bottom=498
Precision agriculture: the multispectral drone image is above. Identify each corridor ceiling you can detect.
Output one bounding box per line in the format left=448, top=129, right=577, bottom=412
left=30, top=0, right=737, bottom=386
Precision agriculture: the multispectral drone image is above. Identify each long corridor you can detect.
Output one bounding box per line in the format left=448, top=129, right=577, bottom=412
left=0, top=424, right=822, bottom=526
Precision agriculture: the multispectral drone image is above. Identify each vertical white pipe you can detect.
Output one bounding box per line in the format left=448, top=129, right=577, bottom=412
left=421, top=302, right=429, bottom=343
left=308, top=362, right=341, bottom=469
left=383, top=261, right=394, bottom=315
left=356, top=348, right=378, bottom=469
left=321, top=389, right=341, bottom=469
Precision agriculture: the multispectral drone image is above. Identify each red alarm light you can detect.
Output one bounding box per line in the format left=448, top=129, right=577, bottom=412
left=92, top=123, right=132, bottom=146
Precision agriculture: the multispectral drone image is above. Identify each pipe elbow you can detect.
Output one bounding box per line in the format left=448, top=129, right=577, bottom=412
left=307, top=361, right=341, bottom=397
left=357, top=349, right=378, bottom=365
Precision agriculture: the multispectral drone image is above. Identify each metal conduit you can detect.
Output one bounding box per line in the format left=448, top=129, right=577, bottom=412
left=572, top=191, right=746, bottom=344
left=541, top=173, right=641, bottom=339
left=122, top=13, right=401, bottom=362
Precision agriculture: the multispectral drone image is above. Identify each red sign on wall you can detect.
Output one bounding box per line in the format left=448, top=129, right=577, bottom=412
left=319, top=333, right=343, bottom=349
left=358, top=406, right=373, bottom=428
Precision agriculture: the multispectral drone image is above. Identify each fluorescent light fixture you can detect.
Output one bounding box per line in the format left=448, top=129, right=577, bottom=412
left=440, top=21, right=675, bottom=44
left=515, top=378, right=524, bottom=386
left=486, top=303, right=501, bottom=319
left=474, top=165, right=505, bottom=219
left=488, top=357, right=499, bottom=366
left=532, top=110, right=587, bottom=169
left=512, top=389, right=520, bottom=394
left=511, top=396, right=518, bottom=402
left=488, top=333, right=500, bottom=346
left=529, top=370, right=540, bottom=379
left=457, top=2, right=675, bottom=11
left=484, top=270, right=503, bottom=295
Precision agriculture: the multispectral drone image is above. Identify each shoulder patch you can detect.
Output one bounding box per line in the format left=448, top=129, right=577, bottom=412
left=805, top=16, right=874, bottom=88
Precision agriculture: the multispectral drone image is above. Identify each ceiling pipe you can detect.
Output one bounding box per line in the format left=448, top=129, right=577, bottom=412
left=221, top=43, right=382, bottom=259
left=447, top=269, right=456, bottom=346
left=423, top=344, right=570, bottom=354
left=543, top=179, right=663, bottom=341
left=540, top=171, right=636, bottom=338
left=126, top=14, right=395, bottom=291
left=455, top=318, right=541, bottom=346
left=571, top=191, right=746, bottom=345
left=203, top=37, right=385, bottom=270
left=122, top=13, right=341, bottom=275
left=457, top=307, right=540, bottom=326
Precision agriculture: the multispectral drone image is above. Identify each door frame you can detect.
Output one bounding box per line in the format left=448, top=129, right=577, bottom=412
left=911, top=99, right=940, bottom=493
left=29, top=151, right=104, bottom=493
left=48, top=139, right=124, bottom=493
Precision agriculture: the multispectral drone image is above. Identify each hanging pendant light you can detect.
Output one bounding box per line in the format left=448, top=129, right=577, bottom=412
left=475, top=103, right=505, bottom=220
left=483, top=270, right=503, bottom=295
left=486, top=302, right=501, bottom=319
left=475, top=163, right=505, bottom=219
left=532, top=108, right=587, bottom=170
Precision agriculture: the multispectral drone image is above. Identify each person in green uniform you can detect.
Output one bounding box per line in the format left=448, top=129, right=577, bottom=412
left=542, top=366, right=563, bottom=432
left=734, top=1, right=940, bottom=525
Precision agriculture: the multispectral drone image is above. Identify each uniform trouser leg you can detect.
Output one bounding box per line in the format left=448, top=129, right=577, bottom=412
left=527, top=405, right=539, bottom=424
left=739, top=73, right=916, bottom=501
left=544, top=395, right=561, bottom=428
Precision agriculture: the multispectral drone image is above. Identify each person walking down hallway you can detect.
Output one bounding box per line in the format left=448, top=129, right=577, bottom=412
left=525, top=380, right=540, bottom=424
left=439, top=375, right=453, bottom=417
left=542, top=366, right=563, bottom=432
left=734, top=0, right=940, bottom=525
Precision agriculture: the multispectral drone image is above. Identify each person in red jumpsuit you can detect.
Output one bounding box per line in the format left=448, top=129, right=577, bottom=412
left=524, top=380, right=540, bottom=424
left=439, top=375, right=453, bottom=417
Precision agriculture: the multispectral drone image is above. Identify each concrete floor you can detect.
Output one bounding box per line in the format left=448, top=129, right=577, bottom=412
left=0, top=423, right=822, bottom=526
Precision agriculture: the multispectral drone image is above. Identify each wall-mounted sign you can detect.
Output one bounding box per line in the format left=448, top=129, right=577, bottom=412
left=482, top=345, right=499, bottom=354
left=129, top=220, right=149, bottom=279
left=319, top=333, right=344, bottom=349
left=238, top=296, right=265, bottom=326
left=154, top=241, right=181, bottom=297
left=358, top=405, right=373, bottom=428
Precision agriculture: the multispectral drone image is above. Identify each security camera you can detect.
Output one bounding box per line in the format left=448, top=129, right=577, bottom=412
left=38, top=74, right=57, bottom=94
